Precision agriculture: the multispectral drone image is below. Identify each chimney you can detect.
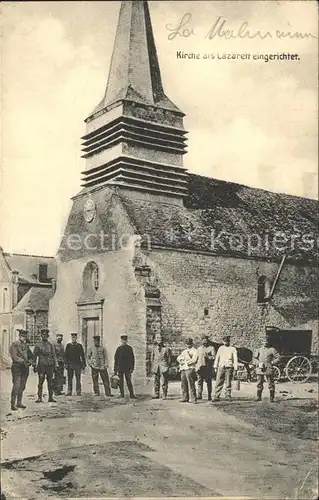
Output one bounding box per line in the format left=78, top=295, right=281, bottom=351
left=39, top=264, right=48, bottom=283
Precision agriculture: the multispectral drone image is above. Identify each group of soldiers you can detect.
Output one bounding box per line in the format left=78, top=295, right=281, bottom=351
left=9, top=328, right=280, bottom=411
left=9, top=329, right=136, bottom=411
left=180, top=335, right=279, bottom=403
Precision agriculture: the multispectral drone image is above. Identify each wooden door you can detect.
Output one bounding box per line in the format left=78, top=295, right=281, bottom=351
left=82, top=317, right=100, bottom=353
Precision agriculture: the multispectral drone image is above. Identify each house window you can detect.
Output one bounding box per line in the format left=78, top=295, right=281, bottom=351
left=2, top=329, right=8, bottom=355
left=257, top=275, right=271, bottom=303
left=2, top=288, right=8, bottom=312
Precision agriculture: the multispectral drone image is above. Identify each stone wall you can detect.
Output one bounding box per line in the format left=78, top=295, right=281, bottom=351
left=143, top=249, right=318, bottom=353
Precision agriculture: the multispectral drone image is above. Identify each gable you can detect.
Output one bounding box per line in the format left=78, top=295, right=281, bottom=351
left=58, top=186, right=138, bottom=262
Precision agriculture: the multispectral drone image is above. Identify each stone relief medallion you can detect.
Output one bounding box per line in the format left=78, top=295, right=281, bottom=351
left=83, top=198, right=96, bottom=223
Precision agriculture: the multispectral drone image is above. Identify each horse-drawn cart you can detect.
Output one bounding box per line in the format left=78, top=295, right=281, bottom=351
left=265, top=327, right=315, bottom=383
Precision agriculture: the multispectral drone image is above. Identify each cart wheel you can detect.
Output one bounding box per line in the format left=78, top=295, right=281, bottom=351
left=285, top=356, right=312, bottom=383
left=273, top=365, right=281, bottom=382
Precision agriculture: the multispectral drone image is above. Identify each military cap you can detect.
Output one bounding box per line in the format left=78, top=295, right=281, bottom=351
left=93, top=335, right=100, bottom=339
left=71, top=332, right=78, bottom=336
left=120, top=335, right=128, bottom=340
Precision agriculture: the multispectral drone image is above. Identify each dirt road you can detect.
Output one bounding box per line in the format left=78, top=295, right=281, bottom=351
left=1, top=370, right=318, bottom=499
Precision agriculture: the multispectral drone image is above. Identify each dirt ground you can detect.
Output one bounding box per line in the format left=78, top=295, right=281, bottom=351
left=1, top=369, right=318, bottom=499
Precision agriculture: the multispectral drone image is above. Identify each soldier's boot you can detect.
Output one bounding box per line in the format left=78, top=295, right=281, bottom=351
left=48, top=389, right=57, bottom=403
left=16, top=393, right=26, bottom=409
left=269, top=390, right=275, bottom=403
left=197, top=392, right=203, bottom=400
left=255, top=389, right=262, bottom=401
left=162, top=389, right=167, bottom=400
left=36, top=389, right=43, bottom=403
left=10, top=393, right=18, bottom=411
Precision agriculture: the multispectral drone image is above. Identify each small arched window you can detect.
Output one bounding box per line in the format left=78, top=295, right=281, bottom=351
left=83, top=262, right=100, bottom=294
left=257, top=275, right=271, bottom=303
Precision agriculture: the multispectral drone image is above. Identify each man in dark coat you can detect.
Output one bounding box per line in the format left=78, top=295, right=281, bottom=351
left=64, top=333, right=86, bottom=396
left=113, top=335, right=136, bottom=399
left=9, top=329, right=32, bottom=410
left=33, top=328, right=58, bottom=403
left=195, top=336, right=216, bottom=401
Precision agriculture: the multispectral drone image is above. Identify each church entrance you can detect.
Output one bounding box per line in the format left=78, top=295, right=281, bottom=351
left=76, top=298, right=104, bottom=354
left=82, top=317, right=100, bottom=353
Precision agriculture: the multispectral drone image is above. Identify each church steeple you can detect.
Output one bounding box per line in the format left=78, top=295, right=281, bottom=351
left=81, top=0, right=188, bottom=202
left=93, top=0, right=181, bottom=114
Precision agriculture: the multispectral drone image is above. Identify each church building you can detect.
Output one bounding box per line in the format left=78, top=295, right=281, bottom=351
left=49, top=1, right=318, bottom=385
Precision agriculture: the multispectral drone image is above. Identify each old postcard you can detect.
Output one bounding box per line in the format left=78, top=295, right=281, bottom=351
left=0, top=1, right=318, bottom=499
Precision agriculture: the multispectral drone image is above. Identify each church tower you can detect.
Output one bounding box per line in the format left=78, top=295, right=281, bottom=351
left=81, top=0, right=188, bottom=204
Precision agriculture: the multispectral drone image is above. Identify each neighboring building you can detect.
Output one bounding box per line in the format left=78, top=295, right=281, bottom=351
left=49, top=0, right=318, bottom=385
left=0, top=248, right=57, bottom=360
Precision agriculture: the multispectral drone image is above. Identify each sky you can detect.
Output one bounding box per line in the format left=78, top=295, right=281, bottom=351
left=1, top=0, right=318, bottom=256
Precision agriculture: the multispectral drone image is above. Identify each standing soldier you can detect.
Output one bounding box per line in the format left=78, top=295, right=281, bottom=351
left=53, top=334, right=65, bottom=395
left=177, top=338, right=198, bottom=404
left=254, top=336, right=280, bottom=402
left=65, top=333, right=86, bottom=396
left=87, top=335, right=111, bottom=397
left=212, top=335, right=238, bottom=402
left=113, top=335, right=136, bottom=399
left=151, top=335, right=171, bottom=400
left=196, top=336, right=216, bottom=401
left=33, top=328, right=58, bottom=403
left=9, top=329, right=31, bottom=411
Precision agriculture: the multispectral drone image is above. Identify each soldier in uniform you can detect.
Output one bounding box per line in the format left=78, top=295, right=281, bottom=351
left=195, top=336, right=216, bottom=401
left=33, top=328, right=58, bottom=403
left=113, top=335, right=136, bottom=399
left=9, top=329, right=32, bottom=411
left=254, top=336, right=280, bottom=402
left=151, top=335, right=172, bottom=400
left=53, top=333, right=65, bottom=395
left=87, top=335, right=111, bottom=397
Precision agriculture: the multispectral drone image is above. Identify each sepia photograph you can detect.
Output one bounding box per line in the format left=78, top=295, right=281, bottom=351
left=0, top=0, right=318, bottom=498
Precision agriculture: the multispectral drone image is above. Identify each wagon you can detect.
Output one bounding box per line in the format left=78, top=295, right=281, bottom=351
left=264, top=327, right=314, bottom=383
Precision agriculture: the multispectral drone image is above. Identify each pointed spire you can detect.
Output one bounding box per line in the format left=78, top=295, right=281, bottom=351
left=81, top=0, right=188, bottom=202
left=91, top=0, right=181, bottom=116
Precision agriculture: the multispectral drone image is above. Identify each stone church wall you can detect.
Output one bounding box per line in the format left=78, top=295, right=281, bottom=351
left=49, top=248, right=148, bottom=385
left=143, top=249, right=318, bottom=353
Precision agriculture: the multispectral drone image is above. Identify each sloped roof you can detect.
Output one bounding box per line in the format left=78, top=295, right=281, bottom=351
left=13, top=286, right=53, bottom=312
left=118, top=174, right=318, bottom=263
left=4, top=253, right=56, bottom=284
